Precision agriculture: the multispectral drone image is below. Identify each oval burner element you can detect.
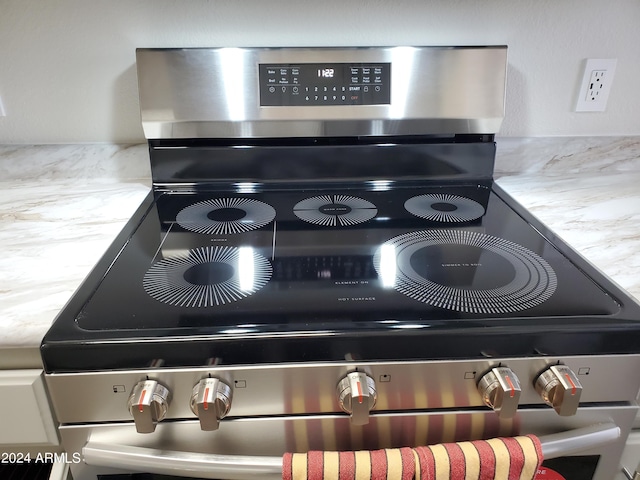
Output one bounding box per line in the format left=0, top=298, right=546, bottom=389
left=373, top=230, right=557, bottom=314
left=143, top=246, right=272, bottom=308
left=294, top=194, right=377, bottom=227
left=405, top=194, right=485, bottom=223
left=207, top=207, right=247, bottom=222
left=177, top=198, right=275, bottom=235
left=183, top=262, right=235, bottom=286
left=430, top=202, right=458, bottom=213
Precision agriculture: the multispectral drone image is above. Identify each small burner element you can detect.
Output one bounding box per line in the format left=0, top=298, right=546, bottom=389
left=176, top=198, right=276, bottom=235
left=293, top=194, right=377, bottom=227
left=404, top=194, right=485, bottom=223
left=143, top=246, right=272, bottom=307
left=374, top=230, right=557, bottom=314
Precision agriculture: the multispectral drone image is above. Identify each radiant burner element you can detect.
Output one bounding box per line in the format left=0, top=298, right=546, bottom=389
left=405, top=194, right=485, bottom=223
left=374, top=230, right=557, bottom=314
left=143, top=246, right=272, bottom=307
left=176, top=198, right=276, bottom=235
left=293, top=194, right=377, bottom=227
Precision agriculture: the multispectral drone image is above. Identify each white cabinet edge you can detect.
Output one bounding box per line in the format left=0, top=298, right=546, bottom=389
left=0, top=369, right=59, bottom=446
left=50, top=462, right=71, bottom=480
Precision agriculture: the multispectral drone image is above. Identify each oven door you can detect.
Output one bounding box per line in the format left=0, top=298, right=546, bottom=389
left=59, top=406, right=635, bottom=480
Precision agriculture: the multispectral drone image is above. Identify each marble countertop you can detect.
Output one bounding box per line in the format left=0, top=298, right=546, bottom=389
left=0, top=145, right=151, bottom=366
left=495, top=137, right=640, bottom=302
left=1, top=137, right=639, bottom=367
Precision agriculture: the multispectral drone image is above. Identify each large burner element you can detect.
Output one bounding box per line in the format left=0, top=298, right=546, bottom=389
left=143, top=246, right=272, bottom=307
left=404, top=194, right=485, bottom=223
left=293, top=194, right=377, bottom=227
left=374, top=230, right=557, bottom=314
left=176, top=198, right=276, bottom=235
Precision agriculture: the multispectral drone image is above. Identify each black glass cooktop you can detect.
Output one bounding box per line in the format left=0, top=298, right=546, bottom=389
left=41, top=183, right=640, bottom=371
left=77, top=184, right=618, bottom=329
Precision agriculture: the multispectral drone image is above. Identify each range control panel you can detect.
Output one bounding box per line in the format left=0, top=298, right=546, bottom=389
left=47, top=355, right=640, bottom=427
left=259, top=63, right=391, bottom=106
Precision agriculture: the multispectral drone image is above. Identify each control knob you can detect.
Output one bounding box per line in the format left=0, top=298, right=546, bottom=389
left=535, top=365, right=582, bottom=416
left=127, top=379, right=171, bottom=433
left=477, top=366, right=521, bottom=418
left=337, top=371, right=377, bottom=426
left=190, top=377, right=233, bottom=431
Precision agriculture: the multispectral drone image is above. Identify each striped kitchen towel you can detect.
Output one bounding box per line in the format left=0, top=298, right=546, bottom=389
left=282, top=434, right=542, bottom=480
left=283, top=448, right=416, bottom=480
left=413, top=435, right=543, bottom=480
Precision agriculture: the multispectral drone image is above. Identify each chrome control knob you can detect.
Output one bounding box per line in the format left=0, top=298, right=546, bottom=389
left=477, top=366, right=521, bottom=418
left=535, top=365, right=582, bottom=416
left=127, top=379, right=171, bottom=433
left=337, top=371, right=377, bottom=426
left=190, top=377, right=233, bottom=431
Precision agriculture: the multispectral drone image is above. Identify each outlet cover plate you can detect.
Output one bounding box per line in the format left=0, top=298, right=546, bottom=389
left=576, top=58, right=617, bottom=112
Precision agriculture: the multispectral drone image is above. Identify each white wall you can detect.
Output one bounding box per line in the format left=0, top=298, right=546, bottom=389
left=0, top=0, right=639, bottom=143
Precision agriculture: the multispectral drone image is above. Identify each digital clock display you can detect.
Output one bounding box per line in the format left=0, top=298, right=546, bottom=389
left=259, top=62, right=391, bottom=106
left=318, top=68, right=335, bottom=78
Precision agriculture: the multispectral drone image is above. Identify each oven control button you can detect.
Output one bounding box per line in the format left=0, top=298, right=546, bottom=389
left=477, top=366, right=521, bottom=418
left=336, top=371, right=377, bottom=426
left=190, top=377, right=233, bottom=431
left=535, top=365, right=582, bottom=416
left=127, top=379, right=171, bottom=434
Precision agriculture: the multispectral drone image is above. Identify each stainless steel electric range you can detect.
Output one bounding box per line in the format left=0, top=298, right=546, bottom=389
left=41, top=47, right=640, bottom=480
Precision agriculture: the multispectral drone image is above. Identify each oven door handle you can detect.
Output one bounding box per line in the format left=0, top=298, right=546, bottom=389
left=538, top=421, right=620, bottom=458
left=82, top=422, right=621, bottom=479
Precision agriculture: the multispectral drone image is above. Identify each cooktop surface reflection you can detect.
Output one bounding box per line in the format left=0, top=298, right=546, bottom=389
left=74, top=185, right=619, bottom=333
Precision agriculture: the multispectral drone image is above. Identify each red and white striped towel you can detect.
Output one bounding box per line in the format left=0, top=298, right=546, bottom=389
left=282, top=434, right=542, bottom=480
left=413, top=435, right=542, bottom=480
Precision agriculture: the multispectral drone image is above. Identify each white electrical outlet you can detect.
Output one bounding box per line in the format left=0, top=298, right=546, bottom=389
left=0, top=95, right=5, bottom=117
left=576, top=58, right=617, bottom=112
